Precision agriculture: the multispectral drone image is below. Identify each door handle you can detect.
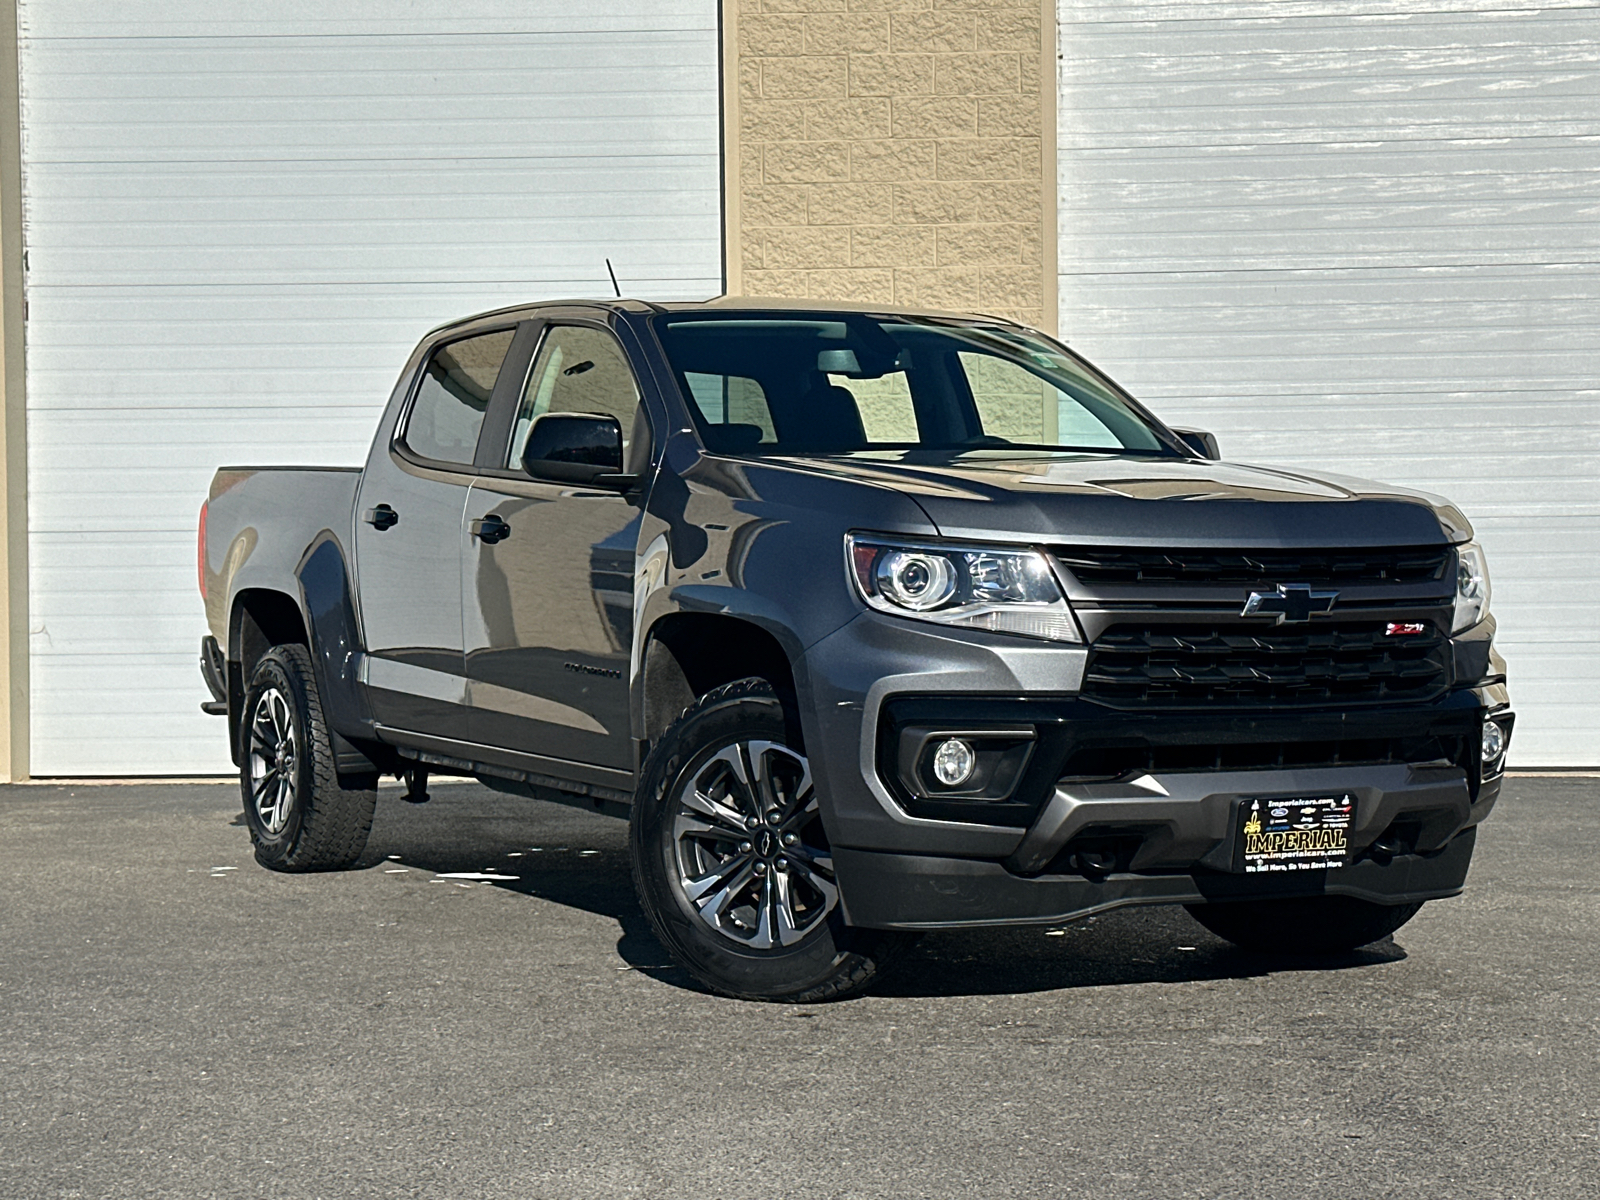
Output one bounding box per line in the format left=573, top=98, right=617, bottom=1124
left=363, top=504, right=399, bottom=531
left=470, top=515, right=511, bottom=545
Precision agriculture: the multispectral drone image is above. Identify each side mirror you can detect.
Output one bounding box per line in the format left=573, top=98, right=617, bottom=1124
left=1173, top=427, right=1220, bottom=460
left=521, top=412, right=625, bottom=485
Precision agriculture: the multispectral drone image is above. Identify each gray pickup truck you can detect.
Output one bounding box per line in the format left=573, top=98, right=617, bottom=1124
left=200, top=297, right=1512, bottom=1001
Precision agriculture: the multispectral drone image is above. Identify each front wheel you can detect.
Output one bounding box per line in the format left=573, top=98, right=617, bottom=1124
left=630, top=678, right=915, bottom=1002
left=1184, top=896, right=1424, bottom=954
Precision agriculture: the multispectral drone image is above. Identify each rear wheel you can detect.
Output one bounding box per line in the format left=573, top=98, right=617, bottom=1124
left=630, top=677, right=915, bottom=1001
left=240, top=643, right=376, bottom=872
left=1184, top=896, right=1424, bottom=954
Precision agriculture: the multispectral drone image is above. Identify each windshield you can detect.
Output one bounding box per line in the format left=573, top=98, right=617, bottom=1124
left=652, top=312, right=1179, bottom=458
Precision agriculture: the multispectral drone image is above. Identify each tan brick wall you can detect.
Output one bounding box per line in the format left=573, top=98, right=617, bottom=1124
left=724, top=0, right=1055, bottom=332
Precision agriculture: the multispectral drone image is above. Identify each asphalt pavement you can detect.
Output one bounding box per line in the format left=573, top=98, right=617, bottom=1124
left=1, top=775, right=1595, bottom=1199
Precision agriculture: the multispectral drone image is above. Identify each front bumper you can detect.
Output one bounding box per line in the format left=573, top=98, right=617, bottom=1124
left=799, top=611, right=1508, bottom=929
left=831, top=761, right=1500, bottom=928
left=836, top=826, right=1478, bottom=930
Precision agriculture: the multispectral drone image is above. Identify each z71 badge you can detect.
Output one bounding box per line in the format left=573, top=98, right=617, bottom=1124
left=1239, top=795, right=1354, bottom=872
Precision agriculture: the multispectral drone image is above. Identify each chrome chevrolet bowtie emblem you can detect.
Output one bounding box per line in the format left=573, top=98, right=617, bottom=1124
left=1241, top=583, right=1338, bottom=624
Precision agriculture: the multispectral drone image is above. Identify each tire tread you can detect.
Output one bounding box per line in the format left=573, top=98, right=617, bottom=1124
left=244, top=643, right=376, bottom=872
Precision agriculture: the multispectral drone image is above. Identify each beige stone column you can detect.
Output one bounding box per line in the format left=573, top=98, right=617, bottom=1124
left=0, top=0, right=25, bottom=781
left=723, top=0, right=1057, bottom=334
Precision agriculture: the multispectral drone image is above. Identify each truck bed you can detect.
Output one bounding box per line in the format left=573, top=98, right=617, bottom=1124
left=202, top=466, right=363, bottom=644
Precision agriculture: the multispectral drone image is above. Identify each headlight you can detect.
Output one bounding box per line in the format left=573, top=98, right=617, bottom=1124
left=847, top=535, right=1082, bottom=642
left=1453, top=541, right=1491, bottom=633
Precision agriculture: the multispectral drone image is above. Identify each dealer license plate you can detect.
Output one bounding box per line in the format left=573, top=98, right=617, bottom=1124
left=1238, top=794, right=1354, bottom=873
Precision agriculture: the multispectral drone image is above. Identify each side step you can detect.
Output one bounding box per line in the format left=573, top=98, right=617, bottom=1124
left=401, top=749, right=633, bottom=821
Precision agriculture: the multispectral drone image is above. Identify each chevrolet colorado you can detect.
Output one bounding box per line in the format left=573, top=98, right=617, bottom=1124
left=199, top=297, right=1512, bottom=1000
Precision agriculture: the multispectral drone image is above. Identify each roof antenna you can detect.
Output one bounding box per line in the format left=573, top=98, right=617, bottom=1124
left=605, top=258, right=621, bottom=298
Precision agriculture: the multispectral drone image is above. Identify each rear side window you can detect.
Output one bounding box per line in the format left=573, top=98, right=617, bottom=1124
left=403, top=328, right=515, bottom=465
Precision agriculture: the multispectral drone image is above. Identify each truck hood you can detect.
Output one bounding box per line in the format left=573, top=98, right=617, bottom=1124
left=761, top=452, right=1471, bottom=548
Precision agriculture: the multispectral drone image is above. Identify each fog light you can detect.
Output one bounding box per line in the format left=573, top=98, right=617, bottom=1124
left=932, top=738, right=976, bottom=787
left=1481, top=721, right=1506, bottom=765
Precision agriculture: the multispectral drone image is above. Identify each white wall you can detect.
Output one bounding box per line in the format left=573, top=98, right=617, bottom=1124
left=19, top=1, right=723, bottom=774
left=1058, top=0, right=1600, bottom=765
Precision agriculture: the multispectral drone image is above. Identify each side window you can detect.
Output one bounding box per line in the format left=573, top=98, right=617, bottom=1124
left=684, top=372, right=776, bottom=443
left=403, top=329, right=515, bottom=465
left=958, top=351, right=1120, bottom=447
left=509, top=325, right=642, bottom=469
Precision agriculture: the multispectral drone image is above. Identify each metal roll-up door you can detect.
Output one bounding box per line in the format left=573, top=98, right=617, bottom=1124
left=18, top=1, right=721, bottom=773
left=1057, top=0, right=1600, bottom=765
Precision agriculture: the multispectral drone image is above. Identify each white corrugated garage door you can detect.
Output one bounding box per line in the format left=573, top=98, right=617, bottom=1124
left=19, top=1, right=722, bottom=774
left=1057, top=0, right=1599, bottom=765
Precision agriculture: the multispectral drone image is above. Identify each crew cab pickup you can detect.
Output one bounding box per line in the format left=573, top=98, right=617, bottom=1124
left=199, top=297, right=1513, bottom=1000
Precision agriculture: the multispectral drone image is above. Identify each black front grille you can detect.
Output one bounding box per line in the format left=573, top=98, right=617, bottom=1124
left=1084, top=623, right=1450, bottom=709
left=1054, top=546, right=1451, bottom=588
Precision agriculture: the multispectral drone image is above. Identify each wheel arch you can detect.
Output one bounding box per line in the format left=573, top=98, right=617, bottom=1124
left=636, top=612, right=802, bottom=760
left=230, top=587, right=307, bottom=668
left=227, top=588, right=308, bottom=766
left=227, top=533, right=383, bottom=776
left=292, top=533, right=379, bottom=761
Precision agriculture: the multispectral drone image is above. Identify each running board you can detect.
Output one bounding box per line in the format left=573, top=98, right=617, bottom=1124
left=374, top=724, right=635, bottom=817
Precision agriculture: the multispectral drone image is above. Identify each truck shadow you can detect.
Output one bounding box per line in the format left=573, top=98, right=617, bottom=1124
left=361, top=786, right=1407, bottom=999
left=873, top=911, right=1405, bottom=998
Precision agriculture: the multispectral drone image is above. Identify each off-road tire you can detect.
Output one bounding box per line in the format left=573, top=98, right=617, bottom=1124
left=1185, top=896, right=1425, bottom=954
left=240, top=643, right=377, bottom=872
left=630, top=677, right=915, bottom=1002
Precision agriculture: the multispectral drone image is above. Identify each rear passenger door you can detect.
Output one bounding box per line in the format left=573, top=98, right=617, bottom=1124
left=353, top=325, right=523, bottom=741
left=462, top=321, right=650, bottom=771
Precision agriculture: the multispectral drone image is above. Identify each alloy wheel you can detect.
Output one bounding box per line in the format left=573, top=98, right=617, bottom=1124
left=671, top=740, right=838, bottom=950
left=247, top=687, right=298, bottom=835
